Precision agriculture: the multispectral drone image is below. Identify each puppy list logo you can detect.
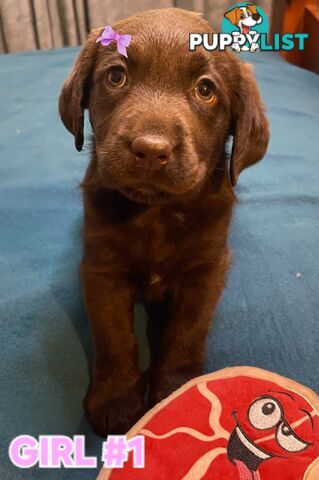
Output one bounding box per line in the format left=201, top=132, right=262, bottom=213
left=222, top=3, right=267, bottom=52
left=189, top=2, right=309, bottom=53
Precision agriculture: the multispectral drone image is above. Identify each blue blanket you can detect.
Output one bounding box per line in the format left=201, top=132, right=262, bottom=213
left=0, top=47, right=318, bottom=480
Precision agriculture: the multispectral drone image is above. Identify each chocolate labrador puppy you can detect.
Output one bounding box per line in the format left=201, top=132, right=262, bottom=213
left=59, top=8, right=269, bottom=436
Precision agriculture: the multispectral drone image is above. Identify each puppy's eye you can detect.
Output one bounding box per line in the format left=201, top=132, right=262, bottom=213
left=240, top=13, right=245, bottom=19
left=195, top=79, right=216, bottom=104
left=106, top=67, right=126, bottom=87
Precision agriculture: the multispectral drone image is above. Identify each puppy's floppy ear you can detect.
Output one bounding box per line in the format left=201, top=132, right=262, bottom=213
left=224, top=7, right=239, bottom=25
left=59, top=30, right=99, bottom=151
left=247, top=5, right=258, bottom=15
left=230, top=63, right=269, bottom=186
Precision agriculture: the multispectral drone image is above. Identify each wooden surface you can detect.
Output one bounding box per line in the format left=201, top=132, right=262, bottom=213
left=302, top=5, right=319, bottom=73
left=281, top=0, right=319, bottom=73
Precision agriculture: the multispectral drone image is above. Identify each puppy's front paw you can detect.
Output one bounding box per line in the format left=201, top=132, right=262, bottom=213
left=231, top=43, right=241, bottom=53
left=250, top=42, right=260, bottom=52
left=149, top=365, right=203, bottom=407
left=84, top=379, right=146, bottom=437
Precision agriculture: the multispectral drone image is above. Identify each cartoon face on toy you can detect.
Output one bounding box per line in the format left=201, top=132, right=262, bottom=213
left=224, top=383, right=318, bottom=478
left=100, top=368, right=319, bottom=480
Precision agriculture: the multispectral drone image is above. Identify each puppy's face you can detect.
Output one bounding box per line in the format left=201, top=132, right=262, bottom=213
left=225, top=5, right=262, bottom=33
left=90, top=12, right=235, bottom=203
left=60, top=9, right=269, bottom=203
left=238, top=7, right=260, bottom=28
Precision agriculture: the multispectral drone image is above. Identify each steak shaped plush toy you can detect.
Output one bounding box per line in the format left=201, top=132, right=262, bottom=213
left=98, top=367, right=319, bottom=480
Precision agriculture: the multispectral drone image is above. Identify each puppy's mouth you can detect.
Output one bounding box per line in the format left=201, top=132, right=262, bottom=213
left=118, top=184, right=174, bottom=205
left=227, top=414, right=273, bottom=479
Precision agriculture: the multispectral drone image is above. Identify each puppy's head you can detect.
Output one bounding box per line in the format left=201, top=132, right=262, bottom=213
left=59, top=8, right=268, bottom=204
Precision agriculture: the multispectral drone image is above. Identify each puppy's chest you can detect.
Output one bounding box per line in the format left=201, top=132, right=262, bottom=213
left=128, top=211, right=187, bottom=264
left=122, top=210, right=217, bottom=299
left=118, top=212, right=185, bottom=289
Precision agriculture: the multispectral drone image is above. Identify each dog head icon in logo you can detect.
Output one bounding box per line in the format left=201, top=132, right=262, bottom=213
left=223, top=3, right=268, bottom=52
left=225, top=4, right=262, bottom=35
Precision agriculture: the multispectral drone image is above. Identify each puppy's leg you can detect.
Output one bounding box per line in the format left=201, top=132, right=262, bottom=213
left=149, top=253, right=230, bottom=406
left=248, top=31, right=260, bottom=52
left=145, top=297, right=171, bottom=367
left=231, top=31, right=241, bottom=53
left=82, top=271, right=145, bottom=436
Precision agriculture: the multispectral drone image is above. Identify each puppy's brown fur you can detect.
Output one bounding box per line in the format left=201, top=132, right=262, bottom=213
left=59, top=8, right=269, bottom=436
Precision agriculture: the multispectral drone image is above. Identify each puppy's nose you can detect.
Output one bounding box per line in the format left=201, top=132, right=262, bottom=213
left=130, top=135, right=172, bottom=170
left=252, top=13, right=260, bottom=21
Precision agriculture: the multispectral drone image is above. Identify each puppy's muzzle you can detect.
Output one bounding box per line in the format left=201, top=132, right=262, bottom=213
left=130, top=135, right=172, bottom=172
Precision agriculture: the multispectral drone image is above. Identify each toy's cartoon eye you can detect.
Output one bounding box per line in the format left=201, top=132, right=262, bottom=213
left=276, top=421, right=310, bottom=452
left=248, top=397, right=282, bottom=430
left=240, top=13, right=245, bottom=19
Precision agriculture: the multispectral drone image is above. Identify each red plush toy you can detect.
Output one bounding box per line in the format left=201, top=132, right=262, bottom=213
left=98, top=367, right=319, bottom=480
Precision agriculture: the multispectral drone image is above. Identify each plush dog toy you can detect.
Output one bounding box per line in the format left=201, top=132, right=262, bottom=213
left=98, top=367, right=319, bottom=480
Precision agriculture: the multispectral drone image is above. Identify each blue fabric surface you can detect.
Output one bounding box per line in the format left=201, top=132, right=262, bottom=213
left=0, top=47, right=318, bottom=480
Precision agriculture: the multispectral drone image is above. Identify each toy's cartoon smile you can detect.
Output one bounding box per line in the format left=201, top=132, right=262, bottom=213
left=227, top=395, right=314, bottom=479
left=228, top=413, right=273, bottom=475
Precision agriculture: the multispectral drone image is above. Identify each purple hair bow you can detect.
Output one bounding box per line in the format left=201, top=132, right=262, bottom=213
left=96, top=25, right=131, bottom=58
